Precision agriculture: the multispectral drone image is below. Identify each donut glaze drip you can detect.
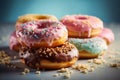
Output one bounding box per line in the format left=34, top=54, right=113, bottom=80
left=9, top=31, right=21, bottom=51
left=75, top=16, right=88, bottom=20
left=68, top=37, right=107, bottom=54
left=16, top=20, right=68, bottom=47
left=61, top=15, right=103, bottom=37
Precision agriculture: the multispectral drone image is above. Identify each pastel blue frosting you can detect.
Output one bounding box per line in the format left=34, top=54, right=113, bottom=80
left=68, top=37, right=108, bottom=54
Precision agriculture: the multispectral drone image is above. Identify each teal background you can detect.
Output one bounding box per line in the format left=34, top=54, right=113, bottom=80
left=0, top=0, right=120, bottom=23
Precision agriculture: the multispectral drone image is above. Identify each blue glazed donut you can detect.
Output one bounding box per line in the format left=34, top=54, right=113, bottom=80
left=68, top=37, right=108, bottom=58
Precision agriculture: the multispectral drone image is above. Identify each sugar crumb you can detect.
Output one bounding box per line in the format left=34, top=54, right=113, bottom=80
left=24, top=68, right=30, bottom=73
left=53, top=74, right=59, bottom=77
left=35, top=71, right=41, bottom=74
left=21, top=72, right=26, bottom=75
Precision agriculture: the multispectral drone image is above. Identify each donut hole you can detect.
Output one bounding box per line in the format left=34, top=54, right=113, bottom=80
left=20, top=19, right=28, bottom=23
left=36, top=16, right=48, bottom=19
left=37, top=22, right=50, bottom=29
left=76, top=16, right=87, bottom=20
left=20, top=17, right=34, bottom=23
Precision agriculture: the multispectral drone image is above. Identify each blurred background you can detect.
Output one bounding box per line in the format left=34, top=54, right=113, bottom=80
left=0, top=0, right=120, bottom=23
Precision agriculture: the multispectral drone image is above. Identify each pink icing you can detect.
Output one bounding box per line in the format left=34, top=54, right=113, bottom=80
left=98, top=28, right=114, bottom=44
left=16, top=20, right=68, bottom=47
left=9, top=31, right=20, bottom=50
left=61, top=15, right=103, bottom=37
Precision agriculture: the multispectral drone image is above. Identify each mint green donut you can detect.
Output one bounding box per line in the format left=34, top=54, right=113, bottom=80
left=68, top=37, right=107, bottom=55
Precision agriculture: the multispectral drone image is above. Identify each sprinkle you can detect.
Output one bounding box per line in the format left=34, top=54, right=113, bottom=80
left=32, top=34, right=39, bottom=39
left=45, top=34, right=50, bottom=37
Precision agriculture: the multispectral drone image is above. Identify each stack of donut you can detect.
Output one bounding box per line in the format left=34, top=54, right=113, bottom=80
left=9, top=14, right=79, bottom=69
left=61, top=15, right=114, bottom=58
left=9, top=14, right=114, bottom=69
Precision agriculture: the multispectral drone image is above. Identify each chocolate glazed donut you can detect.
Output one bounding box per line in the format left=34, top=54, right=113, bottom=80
left=19, top=42, right=79, bottom=69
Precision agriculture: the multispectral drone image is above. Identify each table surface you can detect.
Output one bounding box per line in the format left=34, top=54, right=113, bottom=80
left=0, top=23, right=120, bottom=80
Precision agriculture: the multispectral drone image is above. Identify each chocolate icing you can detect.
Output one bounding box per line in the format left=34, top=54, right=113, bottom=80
left=19, top=42, right=78, bottom=67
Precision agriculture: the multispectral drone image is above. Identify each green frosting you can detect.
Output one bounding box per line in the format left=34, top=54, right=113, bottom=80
left=68, top=37, right=107, bottom=54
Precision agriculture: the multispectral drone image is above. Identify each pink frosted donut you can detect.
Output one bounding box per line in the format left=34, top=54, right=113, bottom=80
left=98, top=28, right=114, bottom=45
left=9, top=31, right=21, bottom=51
left=16, top=20, right=68, bottom=48
left=61, top=15, right=103, bottom=38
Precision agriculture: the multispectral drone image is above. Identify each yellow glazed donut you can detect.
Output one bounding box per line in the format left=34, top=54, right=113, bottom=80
left=68, top=37, right=108, bottom=58
left=61, top=15, right=103, bottom=38
left=16, top=14, right=58, bottom=29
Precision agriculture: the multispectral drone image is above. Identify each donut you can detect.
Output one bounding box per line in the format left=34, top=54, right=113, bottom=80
left=16, top=14, right=58, bottom=29
left=98, top=28, right=114, bottom=45
left=19, top=42, right=79, bottom=69
left=9, top=31, right=21, bottom=52
left=68, top=37, right=108, bottom=58
left=16, top=20, right=68, bottom=48
left=61, top=15, right=103, bottom=38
